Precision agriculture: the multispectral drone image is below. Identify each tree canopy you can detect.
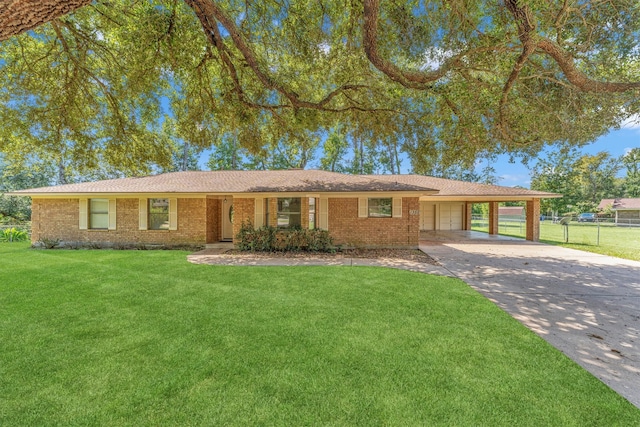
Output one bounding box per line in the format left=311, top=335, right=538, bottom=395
left=1, top=0, right=639, bottom=176
left=530, top=147, right=640, bottom=215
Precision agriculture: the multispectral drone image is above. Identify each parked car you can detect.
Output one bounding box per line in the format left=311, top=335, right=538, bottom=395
left=577, top=213, right=596, bottom=222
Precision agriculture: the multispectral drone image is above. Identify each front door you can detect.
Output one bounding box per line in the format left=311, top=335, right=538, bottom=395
left=221, top=196, right=234, bottom=241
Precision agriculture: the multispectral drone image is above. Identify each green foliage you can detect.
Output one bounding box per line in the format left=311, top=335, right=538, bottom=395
left=0, top=227, right=28, bottom=242
left=235, top=221, right=277, bottom=251
left=0, top=158, right=53, bottom=220
left=207, top=132, right=319, bottom=171
left=622, top=148, right=640, bottom=197
left=235, top=221, right=333, bottom=252
left=305, top=228, right=335, bottom=252
left=1, top=1, right=639, bottom=177
left=530, top=147, right=625, bottom=215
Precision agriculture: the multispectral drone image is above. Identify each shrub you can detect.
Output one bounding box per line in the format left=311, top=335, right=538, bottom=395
left=306, top=229, right=334, bottom=252
left=235, top=221, right=334, bottom=252
left=0, top=227, right=29, bottom=242
left=37, top=237, right=60, bottom=249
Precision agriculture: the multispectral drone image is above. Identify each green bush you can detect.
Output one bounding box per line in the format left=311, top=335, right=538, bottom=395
left=306, top=229, right=334, bottom=252
left=235, top=221, right=334, bottom=252
left=0, top=227, right=28, bottom=242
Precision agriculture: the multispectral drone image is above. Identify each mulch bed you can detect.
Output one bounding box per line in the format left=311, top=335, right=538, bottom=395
left=224, top=248, right=440, bottom=266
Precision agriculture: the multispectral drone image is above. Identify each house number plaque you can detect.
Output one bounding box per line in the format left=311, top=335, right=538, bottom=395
left=409, top=210, right=419, bottom=215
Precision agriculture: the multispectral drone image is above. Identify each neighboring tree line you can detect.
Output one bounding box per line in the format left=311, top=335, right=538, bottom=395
left=530, top=147, right=640, bottom=216
left=0, top=125, right=498, bottom=222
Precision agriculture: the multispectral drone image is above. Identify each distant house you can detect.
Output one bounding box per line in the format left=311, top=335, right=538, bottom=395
left=10, top=170, right=559, bottom=248
left=598, top=198, right=640, bottom=227
left=498, top=206, right=524, bottom=221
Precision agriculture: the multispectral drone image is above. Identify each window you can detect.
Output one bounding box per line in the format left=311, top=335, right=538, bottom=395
left=368, top=198, right=392, bottom=218
left=148, top=198, right=169, bottom=230
left=277, top=197, right=301, bottom=228
left=89, top=199, right=109, bottom=229
left=308, top=197, right=316, bottom=229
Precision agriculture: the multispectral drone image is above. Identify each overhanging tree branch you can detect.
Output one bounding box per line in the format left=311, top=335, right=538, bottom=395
left=362, top=0, right=457, bottom=89
left=0, top=0, right=91, bottom=41
left=536, top=38, right=640, bottom=93
left=184, top=0, right=370, bottom=112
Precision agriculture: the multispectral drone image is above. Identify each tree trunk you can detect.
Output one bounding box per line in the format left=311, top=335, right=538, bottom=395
left=57, top=160, right=67, bottom=185
left=181, top=142, right=189, bottom=171
left=0, top=0, right=91, bottom=41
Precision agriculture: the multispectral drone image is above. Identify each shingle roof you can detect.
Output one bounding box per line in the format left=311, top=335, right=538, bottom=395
left=598, top=198, right=640, bottom=210
left=9, top=170, right=560, bottom=199
left=366, top=174, right=559, bottom=198
left=10, top=170, right=435, bottom=195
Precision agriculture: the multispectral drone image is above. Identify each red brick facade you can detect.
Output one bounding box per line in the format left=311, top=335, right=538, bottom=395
left=31, top=196, right=422, bottom=248
left=231, top=197, right=255, bottom=240
left=526, top=199, right=541, bottom=242
left=328, top=197, right=420, bottom=248
left=206, top=197, right=221, bottom=243
left=32, top=198, right=207, bottom=246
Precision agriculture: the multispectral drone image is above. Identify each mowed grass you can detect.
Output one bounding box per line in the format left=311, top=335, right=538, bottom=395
left=1, top=244, right=638, bottom=426
left=473, top=221, right=640, bottom=261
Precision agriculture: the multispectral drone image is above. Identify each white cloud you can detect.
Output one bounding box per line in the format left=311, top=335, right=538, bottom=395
left=620, top=113, right=640, bottom=129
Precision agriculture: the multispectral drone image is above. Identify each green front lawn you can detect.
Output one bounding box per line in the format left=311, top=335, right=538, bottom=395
left=473, top=220, right=640, bottom=261
left=1, top=243, right=638, bottom=425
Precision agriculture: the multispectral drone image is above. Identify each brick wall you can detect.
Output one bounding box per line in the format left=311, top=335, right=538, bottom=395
left=327, top=197, right=420, bottom=248
left=31, top=198, right=207, bottom=246
left=266, top=198, right=277, bottom=227
left=31, top=196, right=422, bottom=248
left=525, top=199, right=540, bottom=242
left=232, top=197, right=255, bottom=240
left=206, top=197, right=221, bottom=243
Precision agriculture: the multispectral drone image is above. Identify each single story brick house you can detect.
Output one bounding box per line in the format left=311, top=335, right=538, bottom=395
left=598, top=198, right=640, bottom=227
left=10, top=170, right=558, bottom=248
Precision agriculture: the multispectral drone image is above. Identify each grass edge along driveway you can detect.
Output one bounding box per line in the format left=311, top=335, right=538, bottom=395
left=1, top=243, right=639, bottom=426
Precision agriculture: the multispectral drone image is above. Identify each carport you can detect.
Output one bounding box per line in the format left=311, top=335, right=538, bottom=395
left=365, top=174, right=561, bottom=243
left=418, top=197, right=546, bottom=241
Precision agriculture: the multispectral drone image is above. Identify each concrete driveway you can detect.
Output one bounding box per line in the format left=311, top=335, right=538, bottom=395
left=420, top=236, right=640, bottom=408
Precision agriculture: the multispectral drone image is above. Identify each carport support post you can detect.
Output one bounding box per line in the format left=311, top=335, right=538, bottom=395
left=465, top=202, right=473, bottom=230
left=526, top=199, right=540, bottom=242
left=488, top=202, right=499, bottom=235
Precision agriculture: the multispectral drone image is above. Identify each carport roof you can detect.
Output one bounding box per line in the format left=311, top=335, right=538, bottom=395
left=366, top=174, right=559, bottom=198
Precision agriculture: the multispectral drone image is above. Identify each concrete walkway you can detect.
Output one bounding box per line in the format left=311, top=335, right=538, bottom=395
left=188, top=249, right=451, bottom=276
left=420, top=239, right=640, bottom=408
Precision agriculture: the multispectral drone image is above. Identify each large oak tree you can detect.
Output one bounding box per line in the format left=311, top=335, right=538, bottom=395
left=1, top=0, right=639, bottom=175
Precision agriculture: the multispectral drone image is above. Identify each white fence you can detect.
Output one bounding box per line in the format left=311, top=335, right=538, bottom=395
left=471, top=215, right=525, bottom=234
